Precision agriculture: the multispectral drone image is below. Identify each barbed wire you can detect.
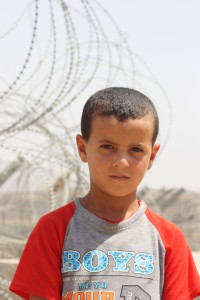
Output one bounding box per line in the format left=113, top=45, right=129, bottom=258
left=0, top=0, right=172, bottom=233
left=0, top=1, right=173, bottom=298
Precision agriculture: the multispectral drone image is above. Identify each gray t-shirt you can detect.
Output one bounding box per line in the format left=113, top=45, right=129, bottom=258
left=62, top=199, right=165, bottom=299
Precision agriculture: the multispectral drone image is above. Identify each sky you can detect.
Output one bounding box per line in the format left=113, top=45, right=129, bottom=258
left=0, top=0, right=200, bottom=193
left=99, top=0, right=200, bottom=192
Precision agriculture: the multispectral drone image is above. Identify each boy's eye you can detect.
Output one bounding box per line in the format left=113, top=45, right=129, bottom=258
left=130, top=147, right=143, bottom=152
left=100, top=144, right=114, bottom=149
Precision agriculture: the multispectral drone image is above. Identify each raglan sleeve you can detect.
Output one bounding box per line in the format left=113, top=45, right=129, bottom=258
left=9, top=214, right=64, bottom=300
left=162, top=227, right=200, bottom=300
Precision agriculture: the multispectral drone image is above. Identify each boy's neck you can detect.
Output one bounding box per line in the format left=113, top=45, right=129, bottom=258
left=80, top=191, right=139, bottom=222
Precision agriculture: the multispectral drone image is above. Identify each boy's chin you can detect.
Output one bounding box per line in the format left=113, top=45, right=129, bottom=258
left=102, top=190, right=137, bottom=200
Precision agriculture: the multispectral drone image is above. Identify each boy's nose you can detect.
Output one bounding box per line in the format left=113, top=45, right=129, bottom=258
left=112, top=155, right=129, bottom=169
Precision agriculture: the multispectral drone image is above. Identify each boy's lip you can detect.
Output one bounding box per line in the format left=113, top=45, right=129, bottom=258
left=110, top=175, right=130, bottom=180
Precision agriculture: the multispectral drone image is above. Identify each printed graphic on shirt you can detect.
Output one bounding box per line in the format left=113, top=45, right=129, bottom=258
left=62, top=250, right=154, bottom=275
left=62, top=285, right=151, bottom=299
left=61, top=249, right=154, bottom=299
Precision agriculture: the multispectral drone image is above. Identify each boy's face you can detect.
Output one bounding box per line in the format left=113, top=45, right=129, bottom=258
left=76, top=115, right=160, bottom=200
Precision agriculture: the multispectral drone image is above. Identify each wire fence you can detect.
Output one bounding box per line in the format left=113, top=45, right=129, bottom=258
left=0, top=1, right=172, bottom=298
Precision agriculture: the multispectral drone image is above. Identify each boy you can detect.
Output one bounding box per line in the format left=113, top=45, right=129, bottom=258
left=10, top=87, right=200, bottom=299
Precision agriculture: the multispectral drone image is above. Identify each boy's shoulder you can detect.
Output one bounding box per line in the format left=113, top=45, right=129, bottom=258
left=145, top=206, right=179, bottom=231
left=145, top=206, right=187, bottom=250
left=39, top=200, right=76, bottom=224
left=32, top=200, right=76, bottom=242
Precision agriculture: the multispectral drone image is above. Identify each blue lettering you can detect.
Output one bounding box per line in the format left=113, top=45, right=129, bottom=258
left=108, top=251, right=135, bottom=272
left=83, top=250, right=108, bottom=272
left=93, top=282, right=100, bottom=289
left=61, top=250, right=81, bottom=272
left=78, top=282, right=85, bottom=290
left=134, top=252, right=154, bottom=275
left=61, top=249, right=154, bottom=276
left=78, top=282, right=107, bottom=290
left=101, top=282, right=107, bottom=289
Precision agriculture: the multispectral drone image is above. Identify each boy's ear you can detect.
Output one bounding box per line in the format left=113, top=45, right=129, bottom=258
left=147, top=143, right=160, bottom=170
left=76, top=134, right=88, bottom=163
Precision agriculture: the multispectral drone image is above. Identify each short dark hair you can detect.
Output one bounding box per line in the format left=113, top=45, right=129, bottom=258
left=81, top=87, right=159, bottom=145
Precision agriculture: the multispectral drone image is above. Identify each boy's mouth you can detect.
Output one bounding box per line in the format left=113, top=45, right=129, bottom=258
left=110, top=175, right=129, bottom=181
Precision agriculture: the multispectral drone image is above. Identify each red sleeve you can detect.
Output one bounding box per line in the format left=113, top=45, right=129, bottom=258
left=9, top=201, right=76, bottom=300
left=146, top=208, right=200, bottom=300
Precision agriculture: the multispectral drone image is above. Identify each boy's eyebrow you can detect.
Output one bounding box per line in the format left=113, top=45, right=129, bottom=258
left=97, top=139, right=144, bottom=147
left=97, top=139, right=116, bottom=144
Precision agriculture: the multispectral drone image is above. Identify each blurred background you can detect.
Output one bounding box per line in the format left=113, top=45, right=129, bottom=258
left=0, top=1, right=199, bottom=298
